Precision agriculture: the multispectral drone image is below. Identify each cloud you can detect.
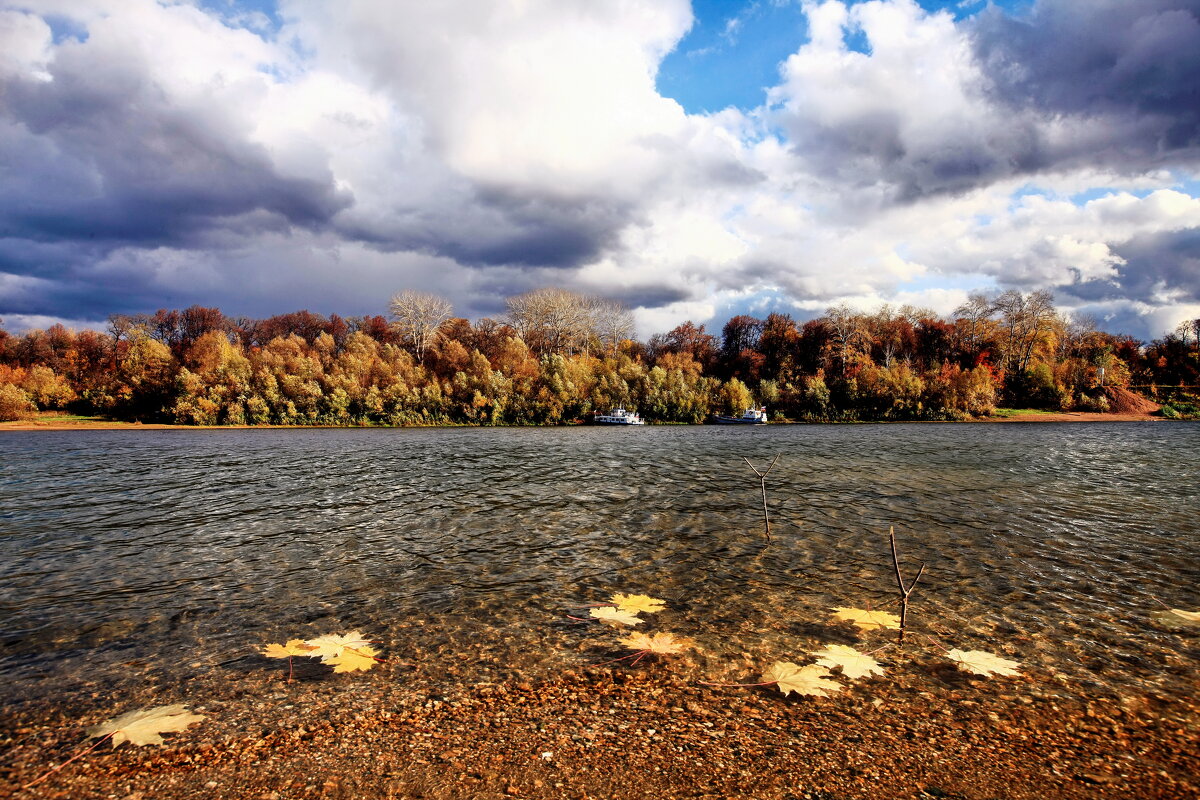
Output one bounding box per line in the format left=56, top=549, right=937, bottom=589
left=765, top=0, right=1200, bottom=206
left=972, top=0, right=1200, bottom=164
left=9, top=6, right=349, bottom=233
left=1, top=0, right=1199, bottom=345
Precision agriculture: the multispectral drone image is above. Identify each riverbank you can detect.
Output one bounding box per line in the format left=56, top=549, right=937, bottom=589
left=0, top=409, right=1172, bottom=431
left=2, top=667, right=1196, bottom=800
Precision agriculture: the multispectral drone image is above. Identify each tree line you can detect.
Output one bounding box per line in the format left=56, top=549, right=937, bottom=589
left=1, top=287, right=1197, bottom=424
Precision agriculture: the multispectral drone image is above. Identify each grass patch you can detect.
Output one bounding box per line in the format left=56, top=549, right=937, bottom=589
left=990, top=408, right=1061, bottom=418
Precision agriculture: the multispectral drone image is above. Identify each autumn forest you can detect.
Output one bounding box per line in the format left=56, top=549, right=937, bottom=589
left=1, top=288, right=1197, bottom=425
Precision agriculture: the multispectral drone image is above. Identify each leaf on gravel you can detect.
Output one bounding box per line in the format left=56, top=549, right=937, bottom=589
left=262, top=639, right=318, bottom=658
left=1151, top=608, right=1200, bottom=629
left=589, top=606, right=643, bottom=626
left=325, top=645, right=381, bottom=673
left=811, top=644, right=885, bottom=680
left=619, top=631, right=694, bottom=655
left=760, top=662, right=842, bottom=698
left=87, top=705, right=206, bottom=748
left=611, top=594, right=666, bottom=614
left=946, top=648, right=1021, bottom=677
left=830, top=607, right=901, bottom=631
left=304, top=631, right=372, bottom=661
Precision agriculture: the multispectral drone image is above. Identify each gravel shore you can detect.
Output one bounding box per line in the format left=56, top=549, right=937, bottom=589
left=3, top=664, right=1196, bottom=800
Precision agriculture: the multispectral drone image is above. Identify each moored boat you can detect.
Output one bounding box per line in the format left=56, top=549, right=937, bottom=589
left=592, top=407, right=646, bottom=425
left=711, top=406, right=768, bottom=424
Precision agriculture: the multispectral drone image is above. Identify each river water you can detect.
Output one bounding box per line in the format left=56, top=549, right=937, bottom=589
left=1, top=423, right=1197, bottom=707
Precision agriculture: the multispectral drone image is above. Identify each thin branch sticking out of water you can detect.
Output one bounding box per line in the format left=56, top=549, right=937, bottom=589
left=889, top=525, right=926, bottom=643
left=742, top=455, right=780, bottom=540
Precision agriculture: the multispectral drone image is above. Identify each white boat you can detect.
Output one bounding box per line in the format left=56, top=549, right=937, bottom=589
left=593, top=407, right=645, bottom=425
left=711, top=406, right=768, bottom=424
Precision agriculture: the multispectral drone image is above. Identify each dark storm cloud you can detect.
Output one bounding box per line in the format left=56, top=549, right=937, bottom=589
left=778, top=1, right=1200, bottom=206
left=971, top=0, right=1200, bottom=166
left=1064, top=228, right=1200, bottom=306
left=782, top=110, right=1042, bottom=203
left=341, top=185, right=634, bottom=270
left=0, top=47, right=351, bottom=251
left=585, top=284, right=692, bottom=310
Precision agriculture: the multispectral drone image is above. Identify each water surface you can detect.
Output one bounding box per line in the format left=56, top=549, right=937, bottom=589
left=1, top=423, right=1197, bottom=707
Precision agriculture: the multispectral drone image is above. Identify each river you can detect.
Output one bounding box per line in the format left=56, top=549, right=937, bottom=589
left=1, top=422, right=1197, bottom=708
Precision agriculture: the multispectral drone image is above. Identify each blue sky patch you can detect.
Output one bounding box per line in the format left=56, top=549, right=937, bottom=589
left=658, top=0, right=1036, bottom=114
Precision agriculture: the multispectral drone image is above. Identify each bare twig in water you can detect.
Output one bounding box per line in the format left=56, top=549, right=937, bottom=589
left=889, top=526, right=926, bottom=642
left=742, top=455, right=780, bottom=540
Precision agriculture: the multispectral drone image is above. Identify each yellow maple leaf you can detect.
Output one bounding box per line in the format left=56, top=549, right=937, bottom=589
left=304, top=631, right=372, bottom=661
left=611, top=593, right=666, bottom=614
left=619, top=631, right=694, bottom=655
left=760, top=662, right=842, bottom=698
left=589, top=606, right=643, bottom=626
left=946, top=648, right=1021, bottom=677
left=262, top=639, right=317, bottom=658
left=1151, top=608, right=1200, bottom=629
left=811, top=644, right=885, bottom=680
left=87, top=705, right=206, bottom=748
left=830, top=607, right=901, bottom=631
left=325, top=645, right=381, bottom=673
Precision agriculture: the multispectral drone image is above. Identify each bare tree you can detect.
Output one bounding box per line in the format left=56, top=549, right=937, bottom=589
left=389, top=290, right=453, bottom=361
left=992, top=290, right=1056, bottom=372
left=505, top=288, right=632, bottom=356
left=586, top=298, right=634, bottom=355
left=824, top=304, right=869, bottom=375
left=952, top=292, right=994, bottom=353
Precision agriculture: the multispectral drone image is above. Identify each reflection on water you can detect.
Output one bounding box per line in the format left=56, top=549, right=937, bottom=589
left=0, top=423, right=1197, bottom=705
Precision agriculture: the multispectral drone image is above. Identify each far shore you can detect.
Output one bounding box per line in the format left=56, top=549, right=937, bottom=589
left=0, top=409, right=1172, bottom=431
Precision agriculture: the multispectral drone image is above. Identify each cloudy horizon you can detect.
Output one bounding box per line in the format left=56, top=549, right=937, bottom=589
left=2, top=0, right=1198, bottom=341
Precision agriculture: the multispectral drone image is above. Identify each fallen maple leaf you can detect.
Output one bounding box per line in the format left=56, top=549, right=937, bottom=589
left=811, top=644, right=885, bottom=680
left=304, top=631, right=372, bottom=661
left=946, top=648, right=1021, bottom=677
left=619, top=631, right=694, bottom=655
left=262, top=639, right=317, bottom=658
left=760, top=662, right=842, bottom=698
left=611, top=593, right=666, bottom=614
left=87, top=705, right=206, bottom=748
left=1151, top=608, right=1200, bottom=629
left=589, top=606, right=643, bottom=626
left=325, top=645, right=381, bottom=673
left=830, top=607, right=901, bottom=631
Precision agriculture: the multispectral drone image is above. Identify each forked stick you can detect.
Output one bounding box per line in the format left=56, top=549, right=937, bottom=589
left=742, top=455, right=780, bottom=540
left=889, top=526, right=926, bottom=642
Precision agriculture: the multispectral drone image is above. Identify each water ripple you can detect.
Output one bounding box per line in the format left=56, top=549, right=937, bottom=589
left=0, top=423, right=1197, bottom=704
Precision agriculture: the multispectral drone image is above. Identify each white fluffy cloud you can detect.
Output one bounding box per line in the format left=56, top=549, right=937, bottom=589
left=1, top=0, right=1198, bottom=341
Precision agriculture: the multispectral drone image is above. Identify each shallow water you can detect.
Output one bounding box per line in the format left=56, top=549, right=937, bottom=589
left=1, top=423, right=1197, bottom=706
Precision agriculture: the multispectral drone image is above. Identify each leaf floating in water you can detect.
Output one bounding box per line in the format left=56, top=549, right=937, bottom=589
left=325, top=645, right=382, bottom=673
left=811, top=644, right=885, bottom=680
left=589, top=606, right=643, bottom=626
left=87, top=705, right=206, bottom=748
left=830, top=607, right=901, bottom=631
left=761, top=662, right=842, bottom=698
left=262, top=639, right=317, bottom=658
left=611, top=594, right=666, bottom=614
left=619, top=631, right=694, bottom=655
left=1151, top=608, right=1200, bottom=629
left=946, top=648, right=1021, bottom=677
left=304, top=631, right=373, bottom=660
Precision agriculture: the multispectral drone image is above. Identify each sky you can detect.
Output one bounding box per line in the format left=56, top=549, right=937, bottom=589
left=1, top=0, right=1198, bottom=341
